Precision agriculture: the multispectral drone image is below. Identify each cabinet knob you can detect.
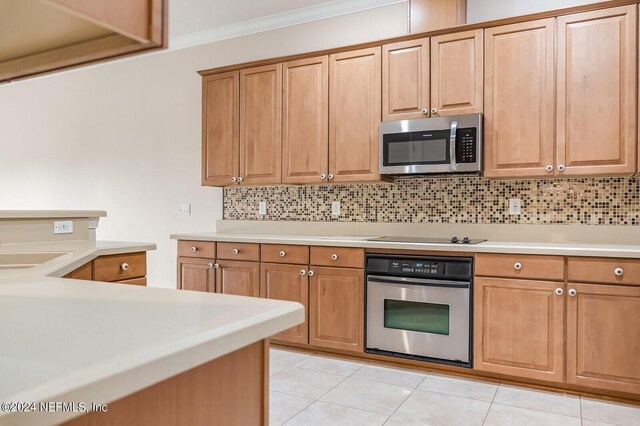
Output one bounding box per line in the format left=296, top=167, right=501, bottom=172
left=231, top=177, right=237, bottom=182
left=308, top=270, right=315, bottom=277
left=431, top=107, right=437, bottom=115
left=331, top=254, right=338, bottom=261
left=207, top=263, right=214, bottom=268
left=232, top=248, right=239, bottom=255
left=213, top=263, right=220, bottom=269
left=545, top=165, right=553, bottom=172
left=328, top=174, right=334, bottom=181
left=320, top=173, right=327, bottom=180
left=300, top=269, right=306, bottom=276
left=614, top=267, right=624, bottom=276
left=568, top=288, right=577, bottom=297
left=191, top=246, right=197, bottom=252
left=421, top=108, right=428, bottom=115
left=279, top=251, right=286, bottom=257
left=237, top=177, right=244, bottom=183
left=557, top=164, right=565, bottom=172
left=120, top=263, right=129, bottom=271
left=555, top=288, right=564, bottom=296
left=514, top=262, right=522, bottom=270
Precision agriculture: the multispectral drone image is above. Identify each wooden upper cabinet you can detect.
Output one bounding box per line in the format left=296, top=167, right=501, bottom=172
left=382, top=39, right=430, bottom=121
left=567, top=283, right=640, bottom=394
left=474, top=277, right=565, bottom=383
left=557, top=6, right=638, bottom=176
left=202, top=71, right=239, bottom=186
left=309, top=266, right=364, bottom=352
left=484, top=19, right=556, bottom=178
left=240, top=64, right=282, bottom=185
left=216, top=260, right=260, bottom=297
left=282, top=56, right=329, bottom=184
left=329, top=47, right=382, bottom=183
left=431, top=30, right=483, bottom=116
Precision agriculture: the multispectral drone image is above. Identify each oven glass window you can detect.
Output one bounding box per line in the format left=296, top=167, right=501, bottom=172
left=383, top=299, right=450, bottom=335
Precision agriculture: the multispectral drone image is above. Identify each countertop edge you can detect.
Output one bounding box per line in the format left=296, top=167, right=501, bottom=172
left=170, top=233, right=640, bottom=259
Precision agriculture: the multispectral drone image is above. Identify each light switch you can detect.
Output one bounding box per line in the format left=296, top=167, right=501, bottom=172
left=331, top=201, right=341, bottom=217
left=258, top=201, right=267, bottom=215
left=178, top=203, right=191, bottom=215
left=509, top=198, right=521, bottom=215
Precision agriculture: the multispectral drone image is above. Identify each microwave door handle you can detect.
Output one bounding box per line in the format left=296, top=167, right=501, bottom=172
left=449, top=120, right=458, bottom=171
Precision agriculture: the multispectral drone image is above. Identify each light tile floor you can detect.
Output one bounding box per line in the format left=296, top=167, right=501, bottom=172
left=269, top=348, right=640, bottom=426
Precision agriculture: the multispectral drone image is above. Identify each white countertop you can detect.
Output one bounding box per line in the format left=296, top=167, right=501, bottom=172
left=170, top=232, right=640, bottom=258
left=0, top=240, right=304, bottom=426
left=0, top=210, right=106, bottom=219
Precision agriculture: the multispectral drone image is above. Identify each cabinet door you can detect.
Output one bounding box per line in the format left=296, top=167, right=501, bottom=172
left=484, top=19, right=556, bottom=178
left=557, top=6, right=637, bottom=176
left=309, top=266, right=364, bottom=352
left=178, top=257, right=215, bottom=292
left=282, top=56, right=329, bottom=184
left=239, top=64, right=282, bottom=185
left=329, top=47, right=382, bottom=183
left=216, top=260, right=260, bottom=297
left=202, top=71, right=239, bottom=186
left=431, top=29, right=483, bottom=116
left=474, top=277, right=565, bottom=383
left=382, top=39, right=429, bottom=121
left=567, top=283, right=640, bottom=394
left=261, top=263, right=309, bottom=344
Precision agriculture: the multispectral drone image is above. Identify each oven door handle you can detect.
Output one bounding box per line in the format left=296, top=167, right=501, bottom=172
left=367, top=275, right=470, bottom=289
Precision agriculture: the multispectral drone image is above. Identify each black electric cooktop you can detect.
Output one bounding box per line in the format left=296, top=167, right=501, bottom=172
left=367, top=236, right=486, bottom=245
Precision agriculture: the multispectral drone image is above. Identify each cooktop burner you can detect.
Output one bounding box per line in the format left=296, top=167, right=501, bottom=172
left=367, top=236, right=486, bottom=245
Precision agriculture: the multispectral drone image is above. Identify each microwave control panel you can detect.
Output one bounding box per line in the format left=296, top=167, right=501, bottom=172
left=456, top=128, right=477, bottom=164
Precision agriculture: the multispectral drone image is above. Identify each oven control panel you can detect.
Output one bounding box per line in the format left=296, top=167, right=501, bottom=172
left=389, top=260, right=443, bottom=276
left=367, top=256, right=472, bottom=280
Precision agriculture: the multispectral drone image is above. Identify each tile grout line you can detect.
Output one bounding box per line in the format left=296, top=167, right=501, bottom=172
left=482, top=381, right=501, bottom=425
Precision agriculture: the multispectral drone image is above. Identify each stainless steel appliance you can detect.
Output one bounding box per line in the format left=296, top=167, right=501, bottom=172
left=379, top=113, right=483, bottom=176
left=365, top=254, right=472, bottom=367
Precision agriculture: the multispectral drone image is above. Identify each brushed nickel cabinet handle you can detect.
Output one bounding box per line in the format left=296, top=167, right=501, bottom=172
left=120, top=263, right=129, bottom=271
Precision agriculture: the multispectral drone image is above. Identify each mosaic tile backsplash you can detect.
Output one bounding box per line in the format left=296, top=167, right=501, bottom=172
left=223, top=177, right=640, bottom=225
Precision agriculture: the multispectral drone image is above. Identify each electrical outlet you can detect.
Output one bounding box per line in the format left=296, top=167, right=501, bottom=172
left=331, top=201, right=341, bottom=217
left=258, top=201, right=267, bottom=215
left=53, top=220, right=73, bottom=234
left=178, top=203, right=191, bottom=215
left=509, top=198, right=522, bottom=215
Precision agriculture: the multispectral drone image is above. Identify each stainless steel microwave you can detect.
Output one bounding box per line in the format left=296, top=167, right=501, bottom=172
left=379, top=113, right=483, bottom=175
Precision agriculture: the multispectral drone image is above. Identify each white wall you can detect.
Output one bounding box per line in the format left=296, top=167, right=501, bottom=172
left=0, top=3, right=408, bottom=287
left=467, top=0, right=602, bottom=23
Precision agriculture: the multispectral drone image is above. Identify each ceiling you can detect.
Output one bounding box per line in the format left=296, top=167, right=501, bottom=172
left=169, top=0, right=372, bottom=37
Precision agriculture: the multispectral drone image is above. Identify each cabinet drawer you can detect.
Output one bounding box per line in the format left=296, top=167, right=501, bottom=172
left=94, top=252, right=146, bottom=282
left=261, top=244, right=309, bottom=264
left=568, top=257, right=640, bottom=286
left=310, top=246, right=364, bottom=268
left=475, top=253, right=564, bottom=281
left=217, top=242, right=260, bottom=261
left=177, top=240, right=216, bottom=259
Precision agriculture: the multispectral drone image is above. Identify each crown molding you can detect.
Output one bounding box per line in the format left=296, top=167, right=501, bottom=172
left=170, top=0, right=407, bottom=50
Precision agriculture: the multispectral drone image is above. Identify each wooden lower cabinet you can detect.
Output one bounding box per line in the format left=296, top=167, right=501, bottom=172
left=309, top=266, right=364, bottom=352
left=260, top=263, right=309, bottom=344
left=474, top=277, right=565, bottom=383
left=177, top=257, right=215, bottom=292
left=216, top=260, right=260, bottom=297
left=65, top=252, right=148, bottom=286
left=567, top=283, right=640, bottom=394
